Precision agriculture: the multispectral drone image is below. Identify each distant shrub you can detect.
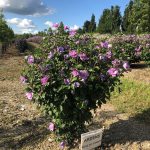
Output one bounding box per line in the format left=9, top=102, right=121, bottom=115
left=108, top=34, right=150, bottom=64
left=26, top=36, right=42, bottom=44
left=142, top=43, right=150, bottom=65
left=15, top=39, right=28, bottom=53
left=108, top=35, right=140, bottom=63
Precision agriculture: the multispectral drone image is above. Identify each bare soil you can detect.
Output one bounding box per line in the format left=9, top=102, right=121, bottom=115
left=0, top=46, right=150, bottom=150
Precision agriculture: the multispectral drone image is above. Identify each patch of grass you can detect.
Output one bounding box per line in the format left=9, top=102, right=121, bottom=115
left=110, top=78, right=150, bottom=122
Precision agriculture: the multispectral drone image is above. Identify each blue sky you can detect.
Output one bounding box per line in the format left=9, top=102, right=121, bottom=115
left=0, top=0, right=130, bottom=34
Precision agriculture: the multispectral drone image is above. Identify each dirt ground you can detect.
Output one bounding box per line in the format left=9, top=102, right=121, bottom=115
left=0, top=46, right=150, bottom=150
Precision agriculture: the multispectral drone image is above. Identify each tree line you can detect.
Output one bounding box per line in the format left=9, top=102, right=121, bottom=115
left=0, top=10, right=14, bottom=55
left=0, top=10, right=14, bottom=43
left=82, top=0, right=150, bottom=34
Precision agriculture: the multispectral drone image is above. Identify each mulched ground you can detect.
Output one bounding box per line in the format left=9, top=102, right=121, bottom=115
left=0, top=46, right=150, bottom=150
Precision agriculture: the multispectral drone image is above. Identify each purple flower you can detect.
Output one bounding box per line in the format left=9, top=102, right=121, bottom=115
left=95, top=46, right=100, bottom=49
left=123, top=62, right=130, bottom=70
left=135, top=47, right=141, bottom=52
left=112, top=59, right=121, bottom=67
left=106, top=51, right=112, bottom=59
left=135, top=52, right=141, bottom=56
left=73, top=82, right=80, bottom=88
left=100, top=74, right=106, bottom=81
left=71, top=69, right=79, bottom=77
left=69, top=50, right=78, bottom=58
left=20, top=76, right=27, bottom=83
left=100, top=41, right=109, bottom=48
left=64, top=54, right=69, bottom=59
left=48, top=122, right=55, bottom=131
left=25, top=92, right=33, bottom=100
left=41, top=76, right=49, bottom=86
left=64, top=79, right=70, bottom=85
left=48, top=51, right=54, bottom=59
left=57, top=47, right=65, bottom=53
left=79, top=70, right=89, bottom=80
left=69, top=30, right=76, bottom=36
left=99, top=54, right=106, bottom=61
left=27, top=55, right=34, bottom=64
left=108, top=68, right=119, bottom=77
left=53, top=23, right=59, bottom=28
left=64, top=25, right=69, bottom=30
left=146, top=43, right=150, bottom=48
left=39, top=65, right=50, bottom=73
left=75, top=40, right=80, bottom=44
left=79, top=53, right=89, bottom=61
left=60, top=141, right=65, bottom=149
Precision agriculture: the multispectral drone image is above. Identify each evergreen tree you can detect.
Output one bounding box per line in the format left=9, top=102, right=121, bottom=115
left=83, top=20, right=91, bottom=33
left=138, top=0, right=150, bottom=33
left=89, top=14, right=96, bottom=32
left=77, top=28, right=83, bottom=34
left=0, top=10, right=14, bottom=42
left=97, top=9, right=112, bottom=33
left=122, top=0, right=134, bottom=32
left=111, top=6, right=122, bottom=33
left=58, top=21, right=65, bottom=34
left=128, top=0, right=142, bottom=33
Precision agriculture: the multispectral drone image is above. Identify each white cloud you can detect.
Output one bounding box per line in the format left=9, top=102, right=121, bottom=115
left=7, top=18, right=20, bottom=24
left=0, top=0, right=10, bottom=7
left=0, top=0, right=55, bottom=16
left=18, top=19, right=36, bottom=28
left=21, top=28, right=33, bottom=34
left=45, top=21, right=53, bottom=28
left=7, top=18, right=36, bottom=29
left=7, top=18, right=38, bottom=34
left=20, top=29, right=38, bottom=34
left=33, top=30, right=39, bottom=34
left=70, top=25, right=79, bottom=30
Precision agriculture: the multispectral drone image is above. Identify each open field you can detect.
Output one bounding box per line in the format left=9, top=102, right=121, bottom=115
left=0, top=46, right=150, bottom=149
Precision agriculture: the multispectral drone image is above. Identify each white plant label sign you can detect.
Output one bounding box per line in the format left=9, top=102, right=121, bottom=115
left=81, top=128, right=103, bottom=150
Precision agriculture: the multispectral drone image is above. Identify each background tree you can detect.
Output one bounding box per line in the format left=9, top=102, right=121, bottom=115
left=58, top=21, right=65, bottom=34
left=138, top=0, right=150, bottom=33
left=89, top=14, right=96, bottom=32
left=97, top=9, right=112, bottom=33
left=122, top=0, right=134, bottom=33
left=77, top=28, right=84, bottom=34
left=83, top=20, right=91, bottom=33
left=128, top=0, right=142, bottom=33
left=0, top=10, right=14, bottom=43
left=111, top=6, right=122, bottom=33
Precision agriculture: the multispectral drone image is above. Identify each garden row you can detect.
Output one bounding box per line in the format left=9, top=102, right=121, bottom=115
left=15, top=36, right=42, bottom=53
left=16, top=33, right=150, bottom=66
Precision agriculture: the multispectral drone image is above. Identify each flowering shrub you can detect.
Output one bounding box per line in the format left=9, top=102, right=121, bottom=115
left=26, top=36, right=43, bottom=44
left=108, top=35, right=140, bottom=63
left=142, top=43, right=150, bottom=65
left=21, top=26, right=129, bottom=146
left=108, top=34, right=150, bottom=65
left=15, top=39, right=28, bottom=53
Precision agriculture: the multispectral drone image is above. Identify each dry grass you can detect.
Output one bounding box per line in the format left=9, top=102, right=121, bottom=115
left=109, top=64, right=150, bottom=122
